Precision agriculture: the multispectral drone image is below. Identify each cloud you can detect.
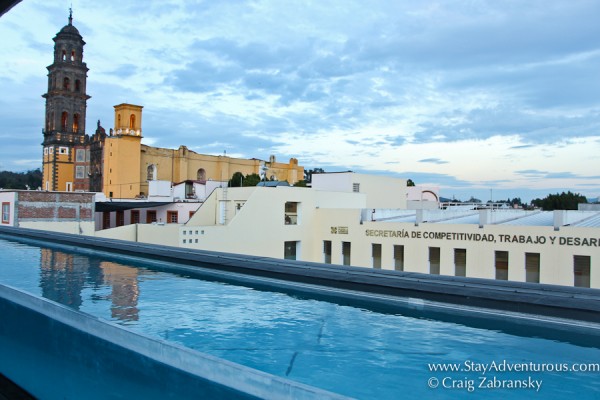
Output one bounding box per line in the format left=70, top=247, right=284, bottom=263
left=418, top=158, right=448, bottom=165
left=1, top=0, right=600, bottom=203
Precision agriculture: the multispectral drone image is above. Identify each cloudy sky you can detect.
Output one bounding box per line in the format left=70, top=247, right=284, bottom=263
left=1, top=0, right=599, bottom=202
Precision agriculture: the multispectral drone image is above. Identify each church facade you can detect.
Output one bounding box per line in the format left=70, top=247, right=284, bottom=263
left=41, top=13, right=304, bottom=199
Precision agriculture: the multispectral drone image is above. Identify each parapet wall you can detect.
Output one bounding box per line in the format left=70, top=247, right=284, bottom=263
left=0, top=284, right=347, bottom=400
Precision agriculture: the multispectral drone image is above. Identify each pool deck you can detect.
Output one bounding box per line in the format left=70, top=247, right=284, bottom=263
left=1, top=225, right=599, bottom=324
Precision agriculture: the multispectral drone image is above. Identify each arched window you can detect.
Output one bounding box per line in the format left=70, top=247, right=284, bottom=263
left=61, top=112, right=68, bottom=131
left=147, top=164, right=156, bottom=181
left=63, top=77, right=70, bottom=91
left=117, top=114, right=121, bottom=128
left=197, top=168, right=206, bottom=181
left=61, top=50, right=66, bottom=61
left=73, top=114, right=79, bottom=133
left=129, top=114, right=135, bottom=130
left=71, top=51, right=75, bottom=62
left=75, top=80, right=81, bottom=92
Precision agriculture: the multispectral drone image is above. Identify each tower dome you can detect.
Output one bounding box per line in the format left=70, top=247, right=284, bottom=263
left=55, top=9, right=83, bottom=40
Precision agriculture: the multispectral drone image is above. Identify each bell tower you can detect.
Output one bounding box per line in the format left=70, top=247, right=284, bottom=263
left=41, top=9, right=91, bottom=191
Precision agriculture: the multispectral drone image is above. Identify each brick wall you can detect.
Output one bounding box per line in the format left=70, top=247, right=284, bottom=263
left=17, top=191, right=95, bottom=222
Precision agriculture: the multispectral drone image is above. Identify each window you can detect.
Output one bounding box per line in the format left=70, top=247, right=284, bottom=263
left=70, top=50, right=75, bottom=61
left=146, top=210, right=157, bottom=223
left=76, top=149, right=85, bottom=162
left=129, top=114, right=136, bottom=129
left=189, top=211, right=195, bottom=219
left=574, top=255, right=591, bottom=288
left=2, top=203, right=10, bottom=224
left=352, top=183, right=360, bottom=193
left=495, top=251, right=509, bottom=280
left=394, top=245, right=404, bottom=271
left=429, top=247, right=440, bottom=275
left=102, top=212, right=110, bottom=229
left=65, top=182, right=72, bottom=192
left=372, top=244, right=382, bottom=269
left=167, top=211, right=178, bottom=223
left=117, top=114, right=121, bottom=128
left=284, top=202, right=299, bottom=225
left=130, top=210, right=140, bottom=224
left=323, top=240, right=332, bottom=264
left=59, top=147, right=69, bottom=155
left=73, top=113, right=79, bottom=132
left=197, top=168, right=206, bottom=181
left=61, top=112, right=68, bottom=131
left=75, top=79, right=81, bottom=92
left=342, top=242, right=351, bottom=266
left=525, top=253, right=540, bottom=283
left=284, top=241, right=298, bottom=260
left=61, top=50, right=66, bottom=61
left=63, top=77, right=70, bottom=90
left=75, top=166, right=85, bottom=179
left=454, top=248, right=466, bottom=277
left=116, top=211, right=125, bottom=227
left=147, top=164, right=156, bottom=181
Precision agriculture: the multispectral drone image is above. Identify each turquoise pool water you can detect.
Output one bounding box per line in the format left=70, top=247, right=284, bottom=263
left=0, top=236, right=598, bottom=399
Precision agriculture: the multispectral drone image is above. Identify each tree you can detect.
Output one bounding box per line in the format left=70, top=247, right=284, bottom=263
left=303, top=168, right=325, bottom=184
left=229, top=172, right=244, bottom=187
left=407, top=179, right=415, bottom=187
left=0, top=169, right=42, bottom=189
left=531, top=191, right=587, bottom=210
left=228, top=172, right=262, bottom=187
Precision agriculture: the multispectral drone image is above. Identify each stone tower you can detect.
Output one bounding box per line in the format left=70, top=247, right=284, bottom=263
left=41, top=10, right=91, bottom=192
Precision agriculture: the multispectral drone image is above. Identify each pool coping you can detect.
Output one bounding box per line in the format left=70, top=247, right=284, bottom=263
left=1, top=225, right=599, bottom=324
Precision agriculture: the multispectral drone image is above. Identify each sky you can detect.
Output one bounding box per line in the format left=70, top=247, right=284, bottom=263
left=0, top=0, right=599, bottom=203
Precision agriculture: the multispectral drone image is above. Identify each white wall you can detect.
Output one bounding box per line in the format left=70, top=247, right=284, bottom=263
left=20, top=221, right=96, bottom=235
left=312, top=172, right=407, bottom=209
left=0, top=192, right=16, bottom=226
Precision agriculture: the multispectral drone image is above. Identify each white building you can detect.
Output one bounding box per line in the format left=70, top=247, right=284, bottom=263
left=92, top=172, right=599, bottom=288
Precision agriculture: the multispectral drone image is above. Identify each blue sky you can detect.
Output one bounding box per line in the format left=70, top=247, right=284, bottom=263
left=0, top=0, right=599, bottom=202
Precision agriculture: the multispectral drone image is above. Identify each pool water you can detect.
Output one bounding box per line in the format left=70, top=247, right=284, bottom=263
left=0, top=236, right=598, bottom=399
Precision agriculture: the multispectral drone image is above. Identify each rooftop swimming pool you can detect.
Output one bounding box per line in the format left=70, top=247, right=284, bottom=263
left=0, top=235, right=599, bottom=399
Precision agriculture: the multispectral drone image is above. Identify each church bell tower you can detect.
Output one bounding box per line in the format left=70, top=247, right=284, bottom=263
left=42, top=10, right=91, bottom=191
